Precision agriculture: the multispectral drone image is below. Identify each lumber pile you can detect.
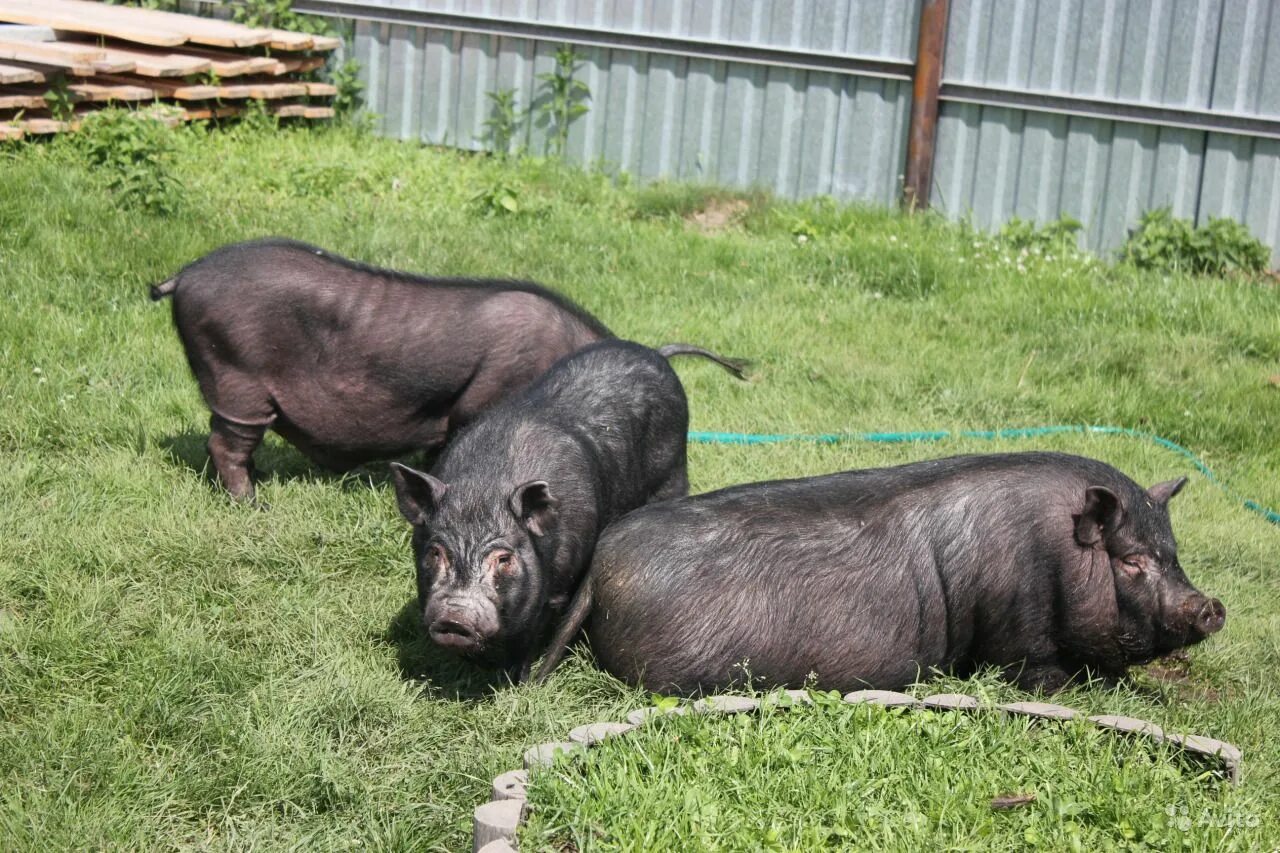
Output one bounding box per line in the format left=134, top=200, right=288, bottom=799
left=0, top=0, right=339, bottom=139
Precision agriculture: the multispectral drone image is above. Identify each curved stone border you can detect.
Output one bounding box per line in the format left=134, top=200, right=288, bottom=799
left=474, top=691, right=1242, bottom=850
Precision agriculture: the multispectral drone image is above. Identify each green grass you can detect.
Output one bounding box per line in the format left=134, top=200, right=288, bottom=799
left=0, top=121, right=1278, bottom=850
left=521, top=690, right=1264, bottom=851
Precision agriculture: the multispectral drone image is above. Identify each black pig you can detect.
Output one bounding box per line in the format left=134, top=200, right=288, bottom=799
left=536, top=452, right=1226, bottom=694
left=391, top=339, right=717, bottom=682
left=152, top=239, right=743, bottom=500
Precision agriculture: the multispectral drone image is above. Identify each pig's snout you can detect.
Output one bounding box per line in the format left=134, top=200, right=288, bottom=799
left=426, top=600, right=499, bottom=653
left=429, top=618, right=482, bottom=650
left=1190, top=597, right=1226, bottom=638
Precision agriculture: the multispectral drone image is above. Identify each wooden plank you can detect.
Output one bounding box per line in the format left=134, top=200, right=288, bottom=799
left=0, top=2, right=188, bottom=47
left=19, top=117, right=69, bottom=134
left=0, top=122, right=25, bottom=140
left=0, top=91, right=45, bottom=109
left=304, top=82, right=337, bottom=97
left=58, top=41, right=211, bottom=77
left=0, top=59, right=61, bottom=83
left=0, top=60, right=41, bottom=83
left=182, top=105, right=240, bottom=121
left=0, top=39, right=135, bottom=74
left=92, top=73, right=216, bottom=101
left=301, top=105, right=334, bottom=119
left=128, top=43, right=277, bottom=77
left=266, top=55, right=325, bottom=76
left=215, top=80, right=307, bottom=99
left=0, top=45, right=94, bottom=75
left=67, top=82, right=155, bottom=103
left=265, top=29, right=313, bottom=51
left=0, top=38, right=105, bottom=63
left=4, top=0, right=274, bottom=48
left=310, top=35, right=342, bottom=51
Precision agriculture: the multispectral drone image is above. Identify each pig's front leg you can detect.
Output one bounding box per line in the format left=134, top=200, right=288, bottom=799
left=506, top=657, right=533, bottom=684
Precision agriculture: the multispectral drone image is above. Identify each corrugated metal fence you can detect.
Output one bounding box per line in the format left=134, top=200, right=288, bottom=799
left=293, top=0, right=1280, bottom=263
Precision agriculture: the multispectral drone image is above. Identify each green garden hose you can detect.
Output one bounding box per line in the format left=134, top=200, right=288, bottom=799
left=689, top=424, right=1280, bottom=527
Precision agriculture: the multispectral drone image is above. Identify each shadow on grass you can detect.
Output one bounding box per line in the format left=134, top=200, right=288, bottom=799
left=382, top=598, right=512, bottom=701
left=156, top=428, right=435, bottom=498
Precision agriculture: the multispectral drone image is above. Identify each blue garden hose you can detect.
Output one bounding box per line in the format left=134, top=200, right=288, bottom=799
left=689, top=424, right=1280, bottom=528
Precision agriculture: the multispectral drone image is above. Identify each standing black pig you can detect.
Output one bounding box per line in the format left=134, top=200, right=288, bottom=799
left=391, top=339, right=717, bottom=682
left=536, top=452, right=1226, bottom=693
left=152, top=238, right=743, bottom=500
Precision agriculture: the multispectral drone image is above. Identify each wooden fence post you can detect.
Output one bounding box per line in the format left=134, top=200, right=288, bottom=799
left=903, top=0, right=950, bottom=210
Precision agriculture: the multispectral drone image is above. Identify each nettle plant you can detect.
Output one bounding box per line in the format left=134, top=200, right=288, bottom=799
left=535, top=46, right=591, bottom=157
left=997, top=215, right=1084, bottom=254
left=478, top=45, right=591, bottom=160
left=1121, top=208, right=1271, bottom=277
left=75, top=108, right=185, bottom=215
left=481, top=89, right=523, bottom=158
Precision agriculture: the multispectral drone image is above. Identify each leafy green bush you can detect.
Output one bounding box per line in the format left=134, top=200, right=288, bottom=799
left=997, top=215, right=1083, bottom=252
left=327, top=57, right=366, bottom=121
left=230, top=0, right=332, bottom=34
left=470, top=180, right=523, bottom=217
left=75, top=108, right=184, bottom=215
left=1121, top=208, right=1270, bottom=276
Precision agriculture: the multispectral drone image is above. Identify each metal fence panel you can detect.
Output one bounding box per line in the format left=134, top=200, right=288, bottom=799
left=944, top=0, right=1225, bottom=110
left=932, top=102, right=1207, bottom=255
left=1199, top=134, right=1280, bottom=261
left=296, top=0, right=1280, bottom=264
left=339, top=4, right=917, bottom=206
left=1211, top=0, right=1280, bottom=119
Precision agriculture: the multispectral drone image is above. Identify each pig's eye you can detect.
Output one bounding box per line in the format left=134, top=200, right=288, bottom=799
left=428, top=544, right=449, bottom=571
left=1120, top=556, right=1146, bottom=577
left=490, top=551, right=518, bottom=575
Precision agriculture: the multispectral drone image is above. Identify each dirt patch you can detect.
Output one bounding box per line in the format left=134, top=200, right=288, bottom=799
left=684, top=198, right=748, bottom=234
left=1140, top=653, right=1224, bottom=703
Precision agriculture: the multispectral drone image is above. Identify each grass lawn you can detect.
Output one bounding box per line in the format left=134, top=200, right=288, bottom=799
left=1, top=120, right=1277, bottom=850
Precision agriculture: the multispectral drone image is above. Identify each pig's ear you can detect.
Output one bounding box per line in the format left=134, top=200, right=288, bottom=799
left=1074, top=485, right=1124, bottom=547
left=510, top=480, right=559, bottom=537
left=390, top=463, right=447, bottom=526
left=1147, top=476, right=1188, bottom=505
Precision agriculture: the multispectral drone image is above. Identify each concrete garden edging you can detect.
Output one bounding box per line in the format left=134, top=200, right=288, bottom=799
left=473, top=691, right=1243, bottom=851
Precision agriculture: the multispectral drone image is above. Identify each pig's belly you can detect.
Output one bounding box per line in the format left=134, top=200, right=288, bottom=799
left=268, top=375, right=451, bottom=467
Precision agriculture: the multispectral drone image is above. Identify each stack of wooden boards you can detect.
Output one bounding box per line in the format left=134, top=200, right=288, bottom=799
left=0, top=0, right=341, bottom=139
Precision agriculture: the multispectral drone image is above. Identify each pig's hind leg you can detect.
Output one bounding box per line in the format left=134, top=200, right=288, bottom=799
left=208, top=412, right=270, bottom=501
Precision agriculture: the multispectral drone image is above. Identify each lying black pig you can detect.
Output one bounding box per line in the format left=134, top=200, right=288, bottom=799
left=536, top=452, right=1226, bottom=694
left=391, top=339, right=731, bottom=682
left=152, top=238, right=743, bottom=500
